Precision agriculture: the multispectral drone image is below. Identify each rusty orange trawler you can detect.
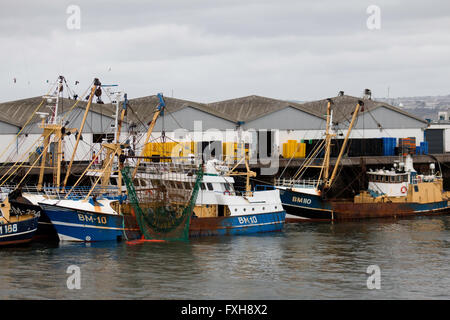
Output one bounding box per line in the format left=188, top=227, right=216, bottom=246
left=275, top=98, right=450, bottom=221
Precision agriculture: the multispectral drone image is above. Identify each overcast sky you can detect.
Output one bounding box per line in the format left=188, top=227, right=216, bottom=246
left=1, top=0, right=450, bottom=103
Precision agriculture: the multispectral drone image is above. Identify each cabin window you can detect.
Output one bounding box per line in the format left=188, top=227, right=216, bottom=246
left=207, top=183, right=214, bottom=191
left=184, top=182, right=191, bottom=189
left=200, top=183, right=206, bottom=190
left=389, top=176, right=395, bottom=183
left=414, top=186, right=419, bottom=192
left=403, top=175, right=408, bottom=182
left=109, top=178, right=117, bottom=186
left=376, top=175, right=381, bottom=182
left=140, top=179, right=147, bottom=187
left=224, top=183, right=231, bottom=191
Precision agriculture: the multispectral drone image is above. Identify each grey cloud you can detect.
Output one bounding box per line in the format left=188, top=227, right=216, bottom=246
left=1, top=0, right=450, bottom=104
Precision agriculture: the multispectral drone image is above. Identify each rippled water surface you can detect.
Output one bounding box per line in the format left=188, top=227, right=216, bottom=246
left=1, top=216, right=450, bottom=299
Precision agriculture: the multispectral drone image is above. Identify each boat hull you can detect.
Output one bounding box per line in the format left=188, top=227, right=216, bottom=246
left=0, top=215, right=39, bottom=246
left=39, top=203, right=140, bottom=242
left=330, top=200, right=450, bottom=220
left=278, top=188, right=333, bottom=222
left=189, top=211, right=286, bottom=237
left=279, top=188, right=450, bottom=221
left=10, top=195, right=59, bottom=240
left=34, top=209, right=59, bottom=240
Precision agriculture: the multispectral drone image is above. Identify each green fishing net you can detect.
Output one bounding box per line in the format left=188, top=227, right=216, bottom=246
left=121, top=164, right=202, bottom=241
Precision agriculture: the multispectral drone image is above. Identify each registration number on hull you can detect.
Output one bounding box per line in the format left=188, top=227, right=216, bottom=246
left=292, top=196, right=312, bottom=205
left=238, top=216, right=258, bottom=224
left=78, top=214, right=107, bottom=225
left=0, top=224, right=17, bottom=234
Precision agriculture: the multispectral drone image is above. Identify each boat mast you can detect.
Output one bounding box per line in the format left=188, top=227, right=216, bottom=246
left=226, top=124, right=256, bottom=194
left=132, top=93, right=166, bottom=178
left=62, top=78, right=100, bottom=188
left=290, top=99, right=334, bottom=187
left=37, top=76, right=65, bottom=191
left=317, top=99, right=335, bottom=188
left=324, top=100, right=363, bottom=190
left=99, top=92, right=128, bottom=190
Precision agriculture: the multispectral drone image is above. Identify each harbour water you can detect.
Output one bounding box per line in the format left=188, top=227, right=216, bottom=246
left=0, top=215, right=449, bottom=300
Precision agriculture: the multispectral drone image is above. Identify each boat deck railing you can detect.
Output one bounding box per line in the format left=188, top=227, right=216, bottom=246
left=1, top=184, right=121, bottom=200
left=139, top=162, right=200, bottom=174
left=87, top=162, right=201, bottom=176
left=275, top=178, right=322, bottom=189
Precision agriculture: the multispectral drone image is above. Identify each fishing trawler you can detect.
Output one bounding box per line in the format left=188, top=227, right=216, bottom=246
left=189, top=158, right=286, bottom=236
left=35, top=90, right=169, bottom=242
left=123, top=155, right=286, bottom=237
left=8, top=76, right=113, bottom=240
left=117, top=95, right=286, bottom=236
left=275, top=98, right=450, bottom=221
left=37, top=89, right=144, bottom=242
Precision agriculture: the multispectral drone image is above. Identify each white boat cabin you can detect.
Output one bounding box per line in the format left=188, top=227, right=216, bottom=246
left=366, top=155, right=438, bottom=198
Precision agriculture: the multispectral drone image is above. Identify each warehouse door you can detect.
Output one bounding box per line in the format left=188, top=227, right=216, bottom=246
left=425, top=129, right=444, bottom=154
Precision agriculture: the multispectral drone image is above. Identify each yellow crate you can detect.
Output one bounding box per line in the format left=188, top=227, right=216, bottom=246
left=223, top=142, right=250, bottom=161
left=294, top=142, right=306, bottom=158
left=282, top=141, right=306, bottom=158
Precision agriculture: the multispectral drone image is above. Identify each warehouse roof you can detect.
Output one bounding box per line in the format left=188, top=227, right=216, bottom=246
left=0, top=93, right=428, bottom=130
left=206, top=95, right=325, bottom=123
left=0, top=96, right=117, bottom=128
left=126, top=95, right=237, bottom=124
left=299, top=94, right=429, bottom=126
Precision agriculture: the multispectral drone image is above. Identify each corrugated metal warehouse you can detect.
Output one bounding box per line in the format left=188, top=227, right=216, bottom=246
left=0, top=91, right=432, bottom=167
